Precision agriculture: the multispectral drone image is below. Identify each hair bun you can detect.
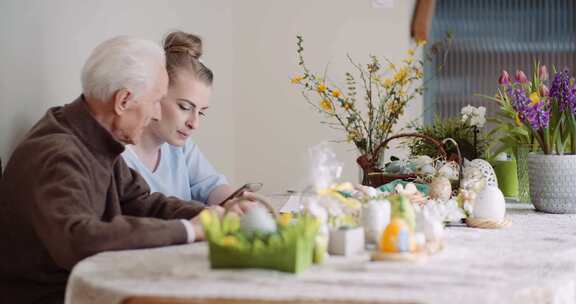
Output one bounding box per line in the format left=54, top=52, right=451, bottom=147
left=163, top=31, right=203, bottom=59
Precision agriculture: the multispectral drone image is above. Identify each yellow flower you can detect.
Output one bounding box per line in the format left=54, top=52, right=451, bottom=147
left=408, top=49, right=415, bottom=56
left=317, top=83, right=327, bottom=93
left=222, top=236, right=239, bottom=247
left=398, top=90, right=407, bottom=97
left=199, top=209, right=213, bottom=226
left=414, top=68, right=423, bottom=79
left=404, top=57, right=414, bottom=65
left=388, top=63, right=396, bottom=70
left=515, top=114, right=523, bottom=127
left=529, top=92, right=541, bottom=105
left=291, top=75, right=304, bottom=84
left=417, top=40, right=427, bottom=47
left=394, top=67, right=409, bottom=84
left=387, top=101, right=402, bottom=114
left=278, top=213, right=293, bottom=226
left=380, top=121, right=391, bottom=131
left=342, top=101, right=353, bottom=110
left=347, top=130, right=359, bottom=142
left=381, top=78, right=393, bottom=88
left=320, top=99, right=334, bottom=113
left=332, top=89, right=342, bottom=98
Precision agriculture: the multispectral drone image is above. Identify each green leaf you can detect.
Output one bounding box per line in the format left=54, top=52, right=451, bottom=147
left=509, top=127, right=530, bottom=138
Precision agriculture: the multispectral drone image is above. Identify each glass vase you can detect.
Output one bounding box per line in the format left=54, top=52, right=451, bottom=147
left=515, top=145, right=531, bottom=203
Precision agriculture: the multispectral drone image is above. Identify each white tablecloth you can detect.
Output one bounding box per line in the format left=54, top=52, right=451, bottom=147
left=65, top=204, right=576, bottom=304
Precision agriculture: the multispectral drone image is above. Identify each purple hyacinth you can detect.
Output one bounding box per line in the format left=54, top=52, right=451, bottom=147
left=507, top=84, right=550, bottom=130
left=549, top=68, right=576, bottom=114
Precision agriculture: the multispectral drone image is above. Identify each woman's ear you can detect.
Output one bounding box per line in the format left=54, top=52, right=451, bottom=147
left=113, top=89, right=133, bottom=115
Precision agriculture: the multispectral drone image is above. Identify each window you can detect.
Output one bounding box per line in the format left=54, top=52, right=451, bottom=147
left=425, top=0, right=576, bottom=123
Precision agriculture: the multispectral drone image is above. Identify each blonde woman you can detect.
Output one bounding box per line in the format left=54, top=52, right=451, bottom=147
left=122, top=31, right=236, bottom=205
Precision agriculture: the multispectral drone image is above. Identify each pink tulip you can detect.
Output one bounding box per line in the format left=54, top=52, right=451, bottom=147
left=539, top=84, right=550, bottom=97
left=498, top=70, right=510, bottom=85
left=515, top=70, right=528, bottom=83
left=539, top=65, right=549, bottom=81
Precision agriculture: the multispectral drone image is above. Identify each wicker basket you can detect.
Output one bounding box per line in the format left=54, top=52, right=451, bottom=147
left=356, top=133, right=448, bottom=188
left=205, top=193, right=319, bottom=273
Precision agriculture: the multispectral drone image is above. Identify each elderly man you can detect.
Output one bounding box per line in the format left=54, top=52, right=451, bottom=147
left=0, top=36, right=223, bottom=303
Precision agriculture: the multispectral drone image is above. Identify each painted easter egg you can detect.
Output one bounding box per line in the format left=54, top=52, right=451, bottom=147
left=379, top=218, right=412, bottom=253
left=469, top=159, right=498, bottom=187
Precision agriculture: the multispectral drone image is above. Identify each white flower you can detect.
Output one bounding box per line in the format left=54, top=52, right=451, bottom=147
left=461, top=105, right=486, bottom=128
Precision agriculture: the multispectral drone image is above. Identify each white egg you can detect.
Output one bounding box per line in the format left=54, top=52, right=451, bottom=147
left=472, top=185, right=506, bottom=221
left=361, top=200, right=391, bottom=244
left=429, top=176, right=452, bottom=202
left=240, top=207, right=277, bottom=235
left=419, top=164, right=436, bottom=175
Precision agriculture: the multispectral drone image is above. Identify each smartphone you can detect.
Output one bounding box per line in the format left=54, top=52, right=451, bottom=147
left=218, top=182, right=263, bottom=206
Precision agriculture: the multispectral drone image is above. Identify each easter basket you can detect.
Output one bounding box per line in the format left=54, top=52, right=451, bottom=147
left=201, top=193, right=320, bottom=273
left=357, top=133, right=448, bottom=188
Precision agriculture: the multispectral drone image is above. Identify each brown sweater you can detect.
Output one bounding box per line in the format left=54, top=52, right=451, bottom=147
left=0, top=97, right=205, bottom=303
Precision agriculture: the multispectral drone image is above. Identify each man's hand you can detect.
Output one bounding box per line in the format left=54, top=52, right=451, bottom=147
left=190, top=205, right=224, bottom=241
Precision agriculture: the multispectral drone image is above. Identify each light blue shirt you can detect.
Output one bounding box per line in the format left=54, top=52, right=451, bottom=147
left=121, top=140, right=228, bottom=203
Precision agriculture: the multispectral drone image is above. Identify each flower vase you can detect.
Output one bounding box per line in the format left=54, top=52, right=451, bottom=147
left=493, top=159, right=519, bottom=198
left=515, top=145, right=531, bottom=204
left=527, top=153, right=576, bottom=213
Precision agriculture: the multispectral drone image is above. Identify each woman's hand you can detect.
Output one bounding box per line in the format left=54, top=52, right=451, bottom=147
left=223, top=192, right=259, bottom=215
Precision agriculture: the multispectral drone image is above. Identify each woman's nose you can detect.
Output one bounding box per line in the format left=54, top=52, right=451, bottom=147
left=185, top=112, right=199, bottom=130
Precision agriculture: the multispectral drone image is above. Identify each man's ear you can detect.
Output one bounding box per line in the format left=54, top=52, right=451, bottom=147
left=112, top=89, right=133, bottom=116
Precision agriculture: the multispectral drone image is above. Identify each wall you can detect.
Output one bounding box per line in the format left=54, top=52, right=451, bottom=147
left=231, top=0, right=421, bottom=193
left=0, top=0, right=237, bottom=179
left=0, top=0, right=421, bottom=194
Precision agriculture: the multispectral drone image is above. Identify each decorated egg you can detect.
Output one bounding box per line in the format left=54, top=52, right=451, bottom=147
left=461, top=166, right=487, bottom=193
left=472, top=185, right=506, bottom=221
left=429, top=176, right=452, bottom=202
left=385, top=160, right=404, bottom=174
left=379, top=218, right=413, bottom=253
left=240, top=207, right=278, bottom=236
left=419, top=164, right=436, bottom=175
left=361, top=199, right=391, bottom=244
left=468, top=159, right=498, bottom=187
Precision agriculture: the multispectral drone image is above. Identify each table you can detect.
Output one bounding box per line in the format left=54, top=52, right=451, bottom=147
left=65, top=204, right=576, bottom=304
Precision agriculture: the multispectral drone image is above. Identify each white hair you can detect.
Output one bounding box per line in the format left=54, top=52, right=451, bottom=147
left=81, top=36, right=165, bottom=101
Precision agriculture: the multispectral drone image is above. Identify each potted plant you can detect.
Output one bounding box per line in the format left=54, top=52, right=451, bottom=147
left=291, top=34, right=452, bottom=186
left=488, top=64, right=576, bottom=213
left=408, top=105, right=488, bottom=161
